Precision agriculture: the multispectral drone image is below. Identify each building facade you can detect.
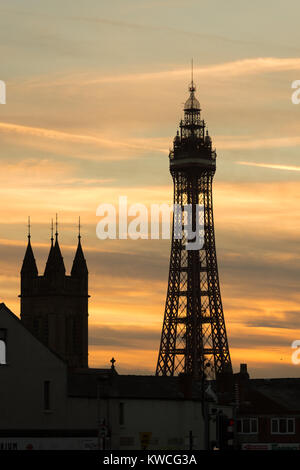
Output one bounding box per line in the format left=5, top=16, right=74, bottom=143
left=0, top=303, right=231, bottom=450
left=235, top=365, right=300, bottom=450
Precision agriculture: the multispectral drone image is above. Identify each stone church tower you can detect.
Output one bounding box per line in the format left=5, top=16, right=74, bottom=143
left=20, top=221, right=89, bottom=369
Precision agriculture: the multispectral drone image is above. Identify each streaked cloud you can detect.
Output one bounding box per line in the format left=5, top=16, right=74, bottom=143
left=24, top=57, right=300, bottom=89
left=236, top=161, right=300, bottom=172
left=0, top=121, right=166, bottom=156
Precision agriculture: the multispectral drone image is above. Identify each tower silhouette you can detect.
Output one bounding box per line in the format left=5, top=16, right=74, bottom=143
left=156, top=78, right=232, bottom=380
left=20, top=217, right=89, bottom=369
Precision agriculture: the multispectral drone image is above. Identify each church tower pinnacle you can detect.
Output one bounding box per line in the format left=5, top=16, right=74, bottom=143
left=71, top=217, right=88, bottom=278
left=44, top=214, right=65, bottom=279
left=21, top=217, right=38, bottom=277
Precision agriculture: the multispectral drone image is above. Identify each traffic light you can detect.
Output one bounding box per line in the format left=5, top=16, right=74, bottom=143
left=217, top=414, right=234, bottom=450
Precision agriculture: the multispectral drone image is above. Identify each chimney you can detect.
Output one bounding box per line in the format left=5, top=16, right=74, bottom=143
left=234, top=364, right=250, bottom=409
left=239, top=363, right=249, bottom=379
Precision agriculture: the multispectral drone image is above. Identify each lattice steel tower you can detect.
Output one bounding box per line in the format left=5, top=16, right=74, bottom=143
left=156, top=77, right=232, bottom=380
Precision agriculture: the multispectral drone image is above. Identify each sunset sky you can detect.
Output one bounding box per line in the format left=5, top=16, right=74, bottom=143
left=1, top=0, right=300, bottom=377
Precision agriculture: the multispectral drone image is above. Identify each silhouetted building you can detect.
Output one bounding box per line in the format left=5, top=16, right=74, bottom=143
left=0, top=303, right=232, bottom=450
left=234, top=364, right=300, bottom=450
left=20, top=225, right=89, bottom=369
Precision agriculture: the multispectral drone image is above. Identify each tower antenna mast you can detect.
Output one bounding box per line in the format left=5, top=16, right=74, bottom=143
left=27, top=216, right=31, bottom=240
left=55, top=213, right=58, bottom=241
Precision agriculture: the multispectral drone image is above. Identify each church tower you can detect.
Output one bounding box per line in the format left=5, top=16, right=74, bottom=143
left=20, top=218, right=89, bottom=369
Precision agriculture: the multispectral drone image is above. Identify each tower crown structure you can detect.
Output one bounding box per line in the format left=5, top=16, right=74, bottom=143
left=184, top=81, right=200, bottom=110
left=171, top=81, right=216, bottom=171
left=156, top=79, right=232, bottom=380
left=20, top=219, right=89, bottom=369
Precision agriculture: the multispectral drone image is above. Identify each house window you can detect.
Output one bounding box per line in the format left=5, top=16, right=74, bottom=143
left=0, top=329, right=7, bottom=365
left=271, top=418, right=295, bottom=434
left=119, top=402, right=125, bottom=425
left=237, top=418, right=258, bottom=434
left=44, top=381, right=51, bottom=410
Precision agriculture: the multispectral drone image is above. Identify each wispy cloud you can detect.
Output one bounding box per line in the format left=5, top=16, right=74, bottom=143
left=236, top=161, right=300, bottom=172
left=0, top=122, right=168, bottom=157
left=0, top=158, right=115, bottom=189
left=218, top=136, right=300, bottom=150
left=0, top=121, right=139, bottom=150
left=25, top=57, right=300, bottom=89
left=71, top=15, right=257, bottom=47
left=3, top=120, right=300, bottom=160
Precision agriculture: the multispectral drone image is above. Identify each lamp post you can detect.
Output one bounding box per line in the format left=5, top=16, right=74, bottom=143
left=201, top=362, right=211, bottom=450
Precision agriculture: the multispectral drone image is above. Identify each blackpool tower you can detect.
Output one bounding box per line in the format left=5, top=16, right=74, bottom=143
left=156, top=76, right=232, bottom=380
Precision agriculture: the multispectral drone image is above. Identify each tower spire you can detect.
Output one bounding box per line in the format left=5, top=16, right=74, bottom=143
left=55, top=213, right=58, bottom=241
left=71, top=217, right=88, bottom=278
left=51, top=218, right=54, bottom=246
left=44, top=214, right=65, bottom=277
left=21, top=217, right=38, bottom=276
left=27, top=216, right=31, bottom=240
left=189, top=58, right=195, bottom=93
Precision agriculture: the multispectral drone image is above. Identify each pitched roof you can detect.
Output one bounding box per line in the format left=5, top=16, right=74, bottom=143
left=236, top=377, right=300, bottom=414
left=67, top=371, right=204, bottom=400
left=0, top=303, right=66, bottom=364
left=250, top=378, right=300, bottom=413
